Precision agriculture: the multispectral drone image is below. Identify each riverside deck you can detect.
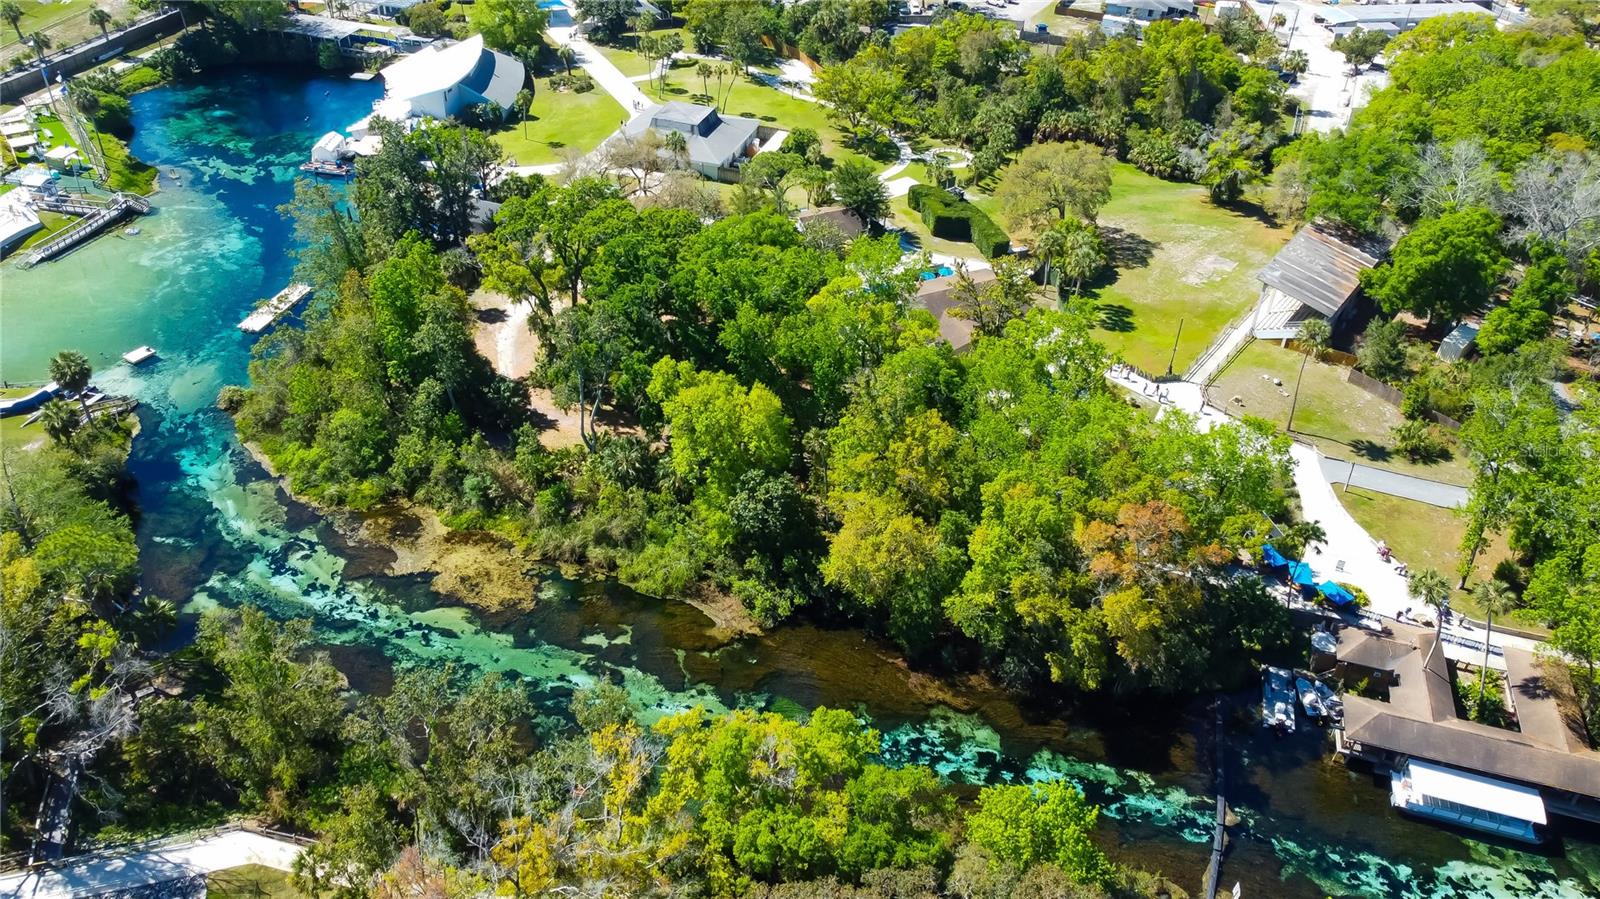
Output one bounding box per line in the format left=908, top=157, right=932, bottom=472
left=16, top=193, right=152, bottom=268
left=238, top=283, right=313, bottom=333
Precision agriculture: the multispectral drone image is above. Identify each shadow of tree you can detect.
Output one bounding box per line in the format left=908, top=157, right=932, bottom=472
left=476, top=308, right=508, bottom=325
left=1095, top=303, right=1135, bottom=333
left=1348, top=438, right=1392, bottom=462
left=1099, top=226, right=1158, bottom=269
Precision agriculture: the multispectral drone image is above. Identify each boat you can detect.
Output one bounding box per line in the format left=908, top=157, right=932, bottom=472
left=1262, top=666, right=1296, bottom=733
left=1296, top=676, right=1327, bottom=720
left=1311, top=631, right=1337, bottom=655
left=1313, top=679, right=1342, bottom=721
left=122, top=345, right=157, bottom=365
left=123, top=226, right=140, bottom=236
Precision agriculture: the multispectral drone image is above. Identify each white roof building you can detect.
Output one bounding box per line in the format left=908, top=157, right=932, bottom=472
left=379, top=33, right=525, bottom=121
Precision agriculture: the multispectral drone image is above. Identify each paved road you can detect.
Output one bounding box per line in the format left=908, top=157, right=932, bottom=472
left=1242, top=0, right=1389, bottom=133
left=0, top=830, right=303, bottom=899
left=1319, top=457, right=1470, bottom=509
left=546, top=7, right=650, bottom=115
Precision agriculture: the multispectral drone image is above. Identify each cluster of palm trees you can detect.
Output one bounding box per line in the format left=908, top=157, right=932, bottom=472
left=2, top=2, right=115, bottom=67
left=1407, top=566, right=1520, bottom=712
left=36, top=350, right=96, bottom=450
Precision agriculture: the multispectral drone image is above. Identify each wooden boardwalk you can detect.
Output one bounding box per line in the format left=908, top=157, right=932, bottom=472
left=16, top=193, right=151, bottom=268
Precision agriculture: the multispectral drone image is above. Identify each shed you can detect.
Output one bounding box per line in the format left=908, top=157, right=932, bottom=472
left=1437, top=322, right=1478, bottom=363
left=797, top=206, right=866, bottom=240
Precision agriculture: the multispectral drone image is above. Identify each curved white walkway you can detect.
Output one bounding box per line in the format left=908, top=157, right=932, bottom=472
left=0, top=830, right=304, bottom=899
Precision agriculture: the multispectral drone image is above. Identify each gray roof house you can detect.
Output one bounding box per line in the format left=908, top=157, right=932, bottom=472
left=621, top=102, right=763, bottom=181
left=1250, top=225, right=1383, bottom=339
left=1102, top=0, right=1196, bottom=36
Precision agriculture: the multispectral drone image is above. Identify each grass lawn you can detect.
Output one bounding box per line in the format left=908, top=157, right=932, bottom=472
left=0, top=388, right=49, bottom=455
left=490, top=78, right=626, bottom=167
left=207, top=865, right=304, bottom=899
left=590, top=29, right=689, bottom=79
left=37, top=115, right=80, bottom=153
left=1335, top=486, right=1542, bottom=633
left=1209, top=340, right=1475, bottom=486
left=1079, top=163, right=1290, bottom=375
left=0, top=1, right=87, bottom=47
left=14, top=210, right=74, bottom=253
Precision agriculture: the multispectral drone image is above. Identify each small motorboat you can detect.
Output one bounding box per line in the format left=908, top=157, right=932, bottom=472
left=1311, top=631, right=1337, bottom=655
left=122, top=345, right=157, bottom=365
left=1296, top=676, right=1326, bottom=720
left=1263, top=666, right=1296, bottom=733
left=1314, top=680, right=1343, bottom=722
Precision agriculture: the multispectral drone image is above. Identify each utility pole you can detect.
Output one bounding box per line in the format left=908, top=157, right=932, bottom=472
left=1166, top=318, right=1184, bottom=377
left=1285, top=345, right=1311, bottom=434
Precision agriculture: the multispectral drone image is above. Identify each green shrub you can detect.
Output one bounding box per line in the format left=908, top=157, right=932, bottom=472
left=968, top=208, right=1010, bottom=258
left=907, top=185, right=1009, bottom=256
left=92, top=92, right=133, bottom=138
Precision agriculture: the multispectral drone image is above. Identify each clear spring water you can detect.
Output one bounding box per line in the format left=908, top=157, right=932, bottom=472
left=0, top=68, right=1596, bottom=899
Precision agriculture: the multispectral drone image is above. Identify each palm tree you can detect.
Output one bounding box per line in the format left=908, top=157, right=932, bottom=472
left=39, top=399, right=80, bottom=447
left=1468, top=579, right=1517, bottom=709
left=697, top=61, right=712, bottom=102
left=630, top=10, right=654, bottom=38
left=48, top=350, right=92, bottom=417
left=27, top=30, right=49, bottom=64
left=1409, top=567, right=1451, bottom=638
left=516, top=88, right=534, bottom=137
left=89, top=6, right=113, bottom=42
left=1300, top=317, right=1332, bottom=361
left=556, top=45, right=575, bottom=78
left=137, top=597, right=178, bottom=635
left=0, top=2, right=23, bottom=43
left=662, top=129, right=688, bottom=169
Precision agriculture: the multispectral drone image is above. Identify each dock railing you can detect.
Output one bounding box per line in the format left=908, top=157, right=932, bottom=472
left=16, top=193, right=150, bottom=268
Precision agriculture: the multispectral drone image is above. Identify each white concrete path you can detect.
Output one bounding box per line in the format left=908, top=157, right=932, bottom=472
left=1103, top=367, right=1541, bottom=660
left=547, top=14, right=650, bottom=115
left=0, top=830, right=304, bottom=899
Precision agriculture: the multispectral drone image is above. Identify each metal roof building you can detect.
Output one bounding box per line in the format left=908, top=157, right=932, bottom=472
left=380, top=33, right=525, bottom=121
left=1250, top=225, right=1383, bottom=339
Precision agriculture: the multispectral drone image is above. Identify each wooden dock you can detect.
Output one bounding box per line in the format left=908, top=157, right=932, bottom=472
left=238, top=283, right=313, bottom=333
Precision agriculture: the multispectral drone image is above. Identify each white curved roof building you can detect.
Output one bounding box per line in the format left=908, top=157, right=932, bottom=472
left=379, top=33, right=525, bottom=121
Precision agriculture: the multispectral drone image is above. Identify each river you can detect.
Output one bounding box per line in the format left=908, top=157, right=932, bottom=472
left=1, top=68, right=1596, bottom=899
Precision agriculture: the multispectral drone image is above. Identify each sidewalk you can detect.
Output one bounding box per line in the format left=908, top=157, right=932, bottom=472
left=546, top=15, right=649, bottom=115
left=1319, top=457, right=1469, bottom=509
left=0, top=830, right=303, bottom=898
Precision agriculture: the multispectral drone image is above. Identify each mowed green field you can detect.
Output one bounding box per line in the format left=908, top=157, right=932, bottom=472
left=1209, top=341, right=1474, bottom=486
left=490, top=78, right=627, bottom=166
left=1079, top=164, right=1290, bottom=375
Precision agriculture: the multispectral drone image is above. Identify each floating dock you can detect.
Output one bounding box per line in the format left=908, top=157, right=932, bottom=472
left=238, top=284, right=313, bottom=333
left=122, top=346, right=157, bottom=365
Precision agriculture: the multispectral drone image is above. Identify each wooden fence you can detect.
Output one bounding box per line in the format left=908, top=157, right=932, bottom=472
left=1346, top=367, right=1462, bottom=431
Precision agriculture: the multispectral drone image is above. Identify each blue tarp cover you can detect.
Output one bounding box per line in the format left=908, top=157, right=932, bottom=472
left=1262, top=544, right=1289, bottom=568
left=1318, top=581, right=1356, bottom=606
left=1289, top=561, right=1317, bottom=586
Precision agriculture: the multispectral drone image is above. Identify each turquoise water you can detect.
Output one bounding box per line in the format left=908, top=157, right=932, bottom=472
left=1, top=68, right=1598, bottom=899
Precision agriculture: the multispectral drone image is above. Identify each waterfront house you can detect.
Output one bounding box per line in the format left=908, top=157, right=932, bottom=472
left=618, top=102, right=768, bottom=181
left=1333, top=622, right=1600, bottom=841
left=1249, top=225, right=1383, bottom=340
left=379, top=34, right=526, bottom=122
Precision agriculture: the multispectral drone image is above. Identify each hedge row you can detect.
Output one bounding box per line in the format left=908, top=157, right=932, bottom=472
left=907, top=185, right=1010, bottom=259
